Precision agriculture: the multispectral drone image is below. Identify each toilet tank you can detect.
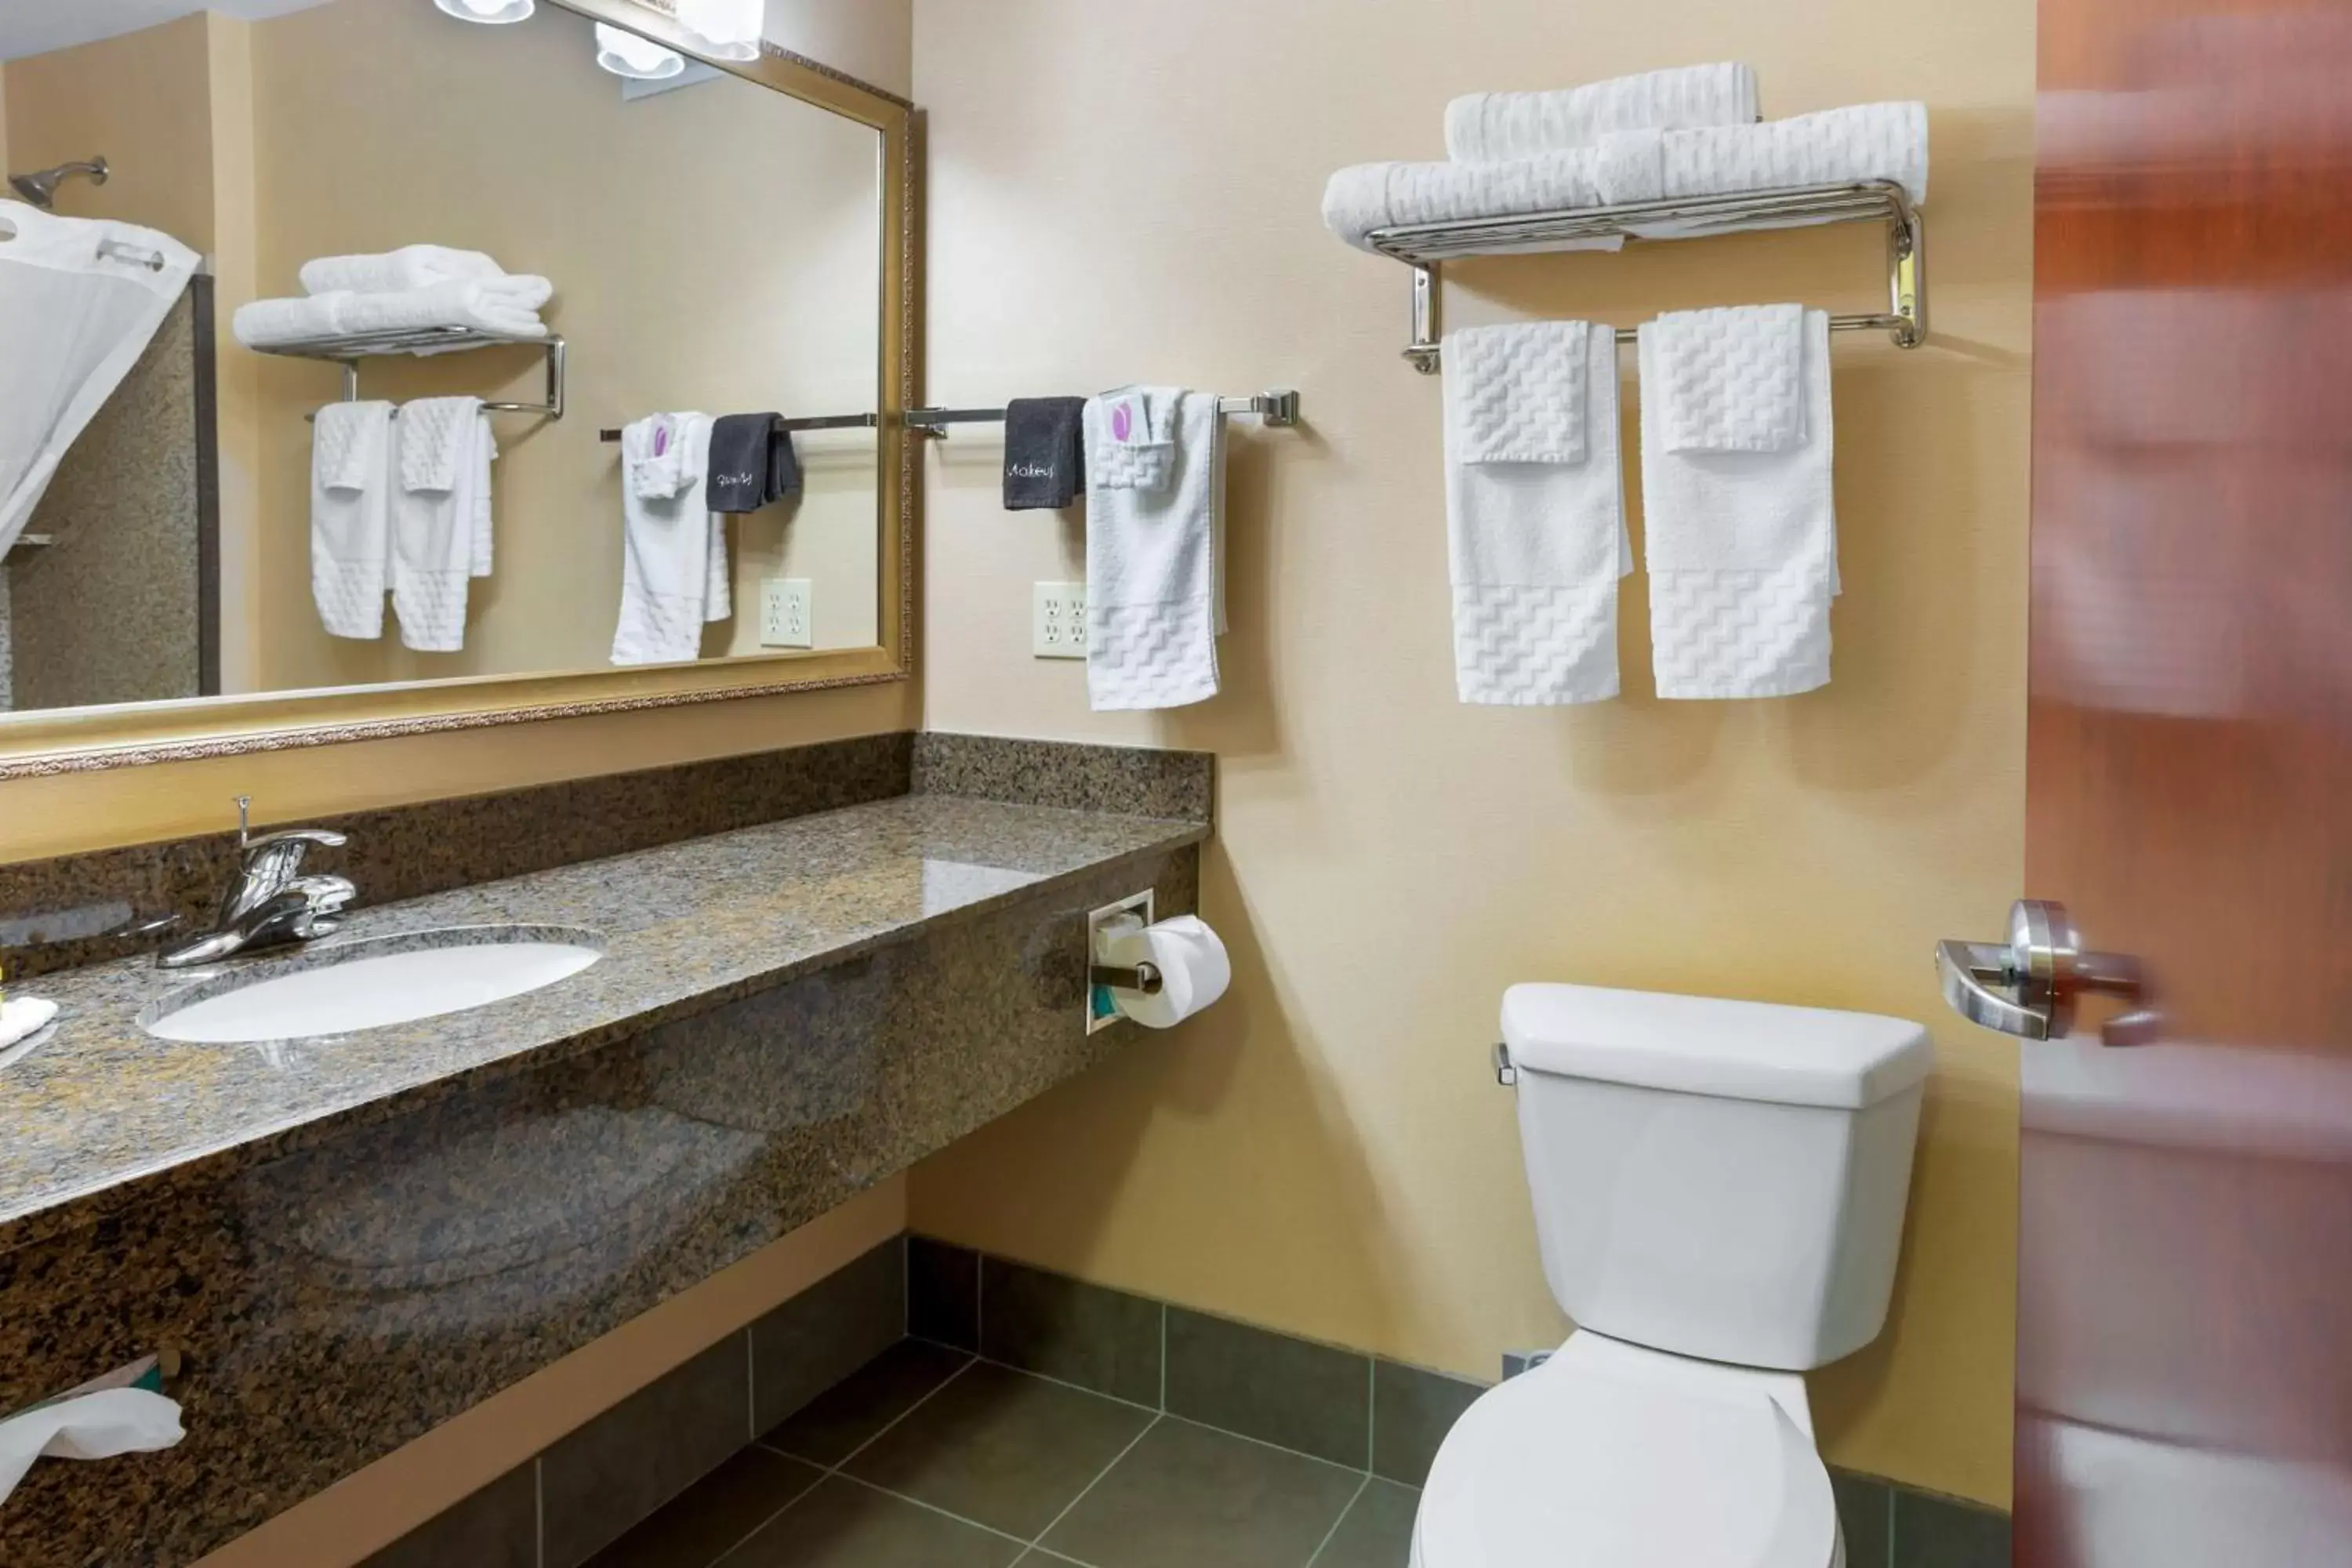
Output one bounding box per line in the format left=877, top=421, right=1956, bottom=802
left=1503, top=984, right=1933, bottom=1371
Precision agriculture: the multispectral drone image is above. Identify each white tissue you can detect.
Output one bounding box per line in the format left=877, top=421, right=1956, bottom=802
left=1101, top=915, right=1231, bottom=1029
left=0, top=1388, right=184, bottom=1504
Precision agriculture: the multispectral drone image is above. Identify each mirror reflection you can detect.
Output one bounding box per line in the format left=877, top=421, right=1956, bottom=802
left=0, top=0, right=886, bottom=718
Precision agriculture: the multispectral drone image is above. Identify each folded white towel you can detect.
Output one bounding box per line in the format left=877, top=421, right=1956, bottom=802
left=1084, top=387, right=1225, bottom=710
left=1446, top=321, right=1629, bottom=705
left=612, top=412, right=719, bottom=666
left=234, top=293, right=343, bottom=349
left=335, top=276, right=554, bottom=343
left=1650, top=303, right=1808, bottom=452
left=1323, top=102, right=1929, bottom=252
left=392, top=397, right=493, bottom=652
left=299, top=245, right=506, bottom=296
left=1639, top=306, right=1837, bottom=699
left=0, top=996, right=60, bottom=1056
left=1445, top=65, right=1761, bottom=162
left=311, top=400, right=395, bottom=641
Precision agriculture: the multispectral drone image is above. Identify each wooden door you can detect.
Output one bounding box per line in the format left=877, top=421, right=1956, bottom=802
left=2019, top=0, right=2352, bottom=1561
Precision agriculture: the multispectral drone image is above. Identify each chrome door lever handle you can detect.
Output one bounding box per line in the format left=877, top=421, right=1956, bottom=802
left=1935, top=899, right=2155, bottom=1045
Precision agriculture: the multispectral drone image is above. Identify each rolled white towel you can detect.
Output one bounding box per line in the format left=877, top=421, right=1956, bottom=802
left=1445, top=64, right=1762, bottom=162
left=299, top=245, right=506, bottom=296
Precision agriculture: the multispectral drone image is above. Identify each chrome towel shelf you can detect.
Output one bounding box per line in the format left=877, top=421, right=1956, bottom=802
left=1364, top=180, right=1926, bottom=372
left=594, top=390, right=1301, bottom=444
left=256, top=328, right=567, bottom=419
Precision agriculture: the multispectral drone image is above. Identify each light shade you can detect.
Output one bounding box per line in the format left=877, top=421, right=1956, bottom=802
left=674, top=0, right=763, bottom=61
left=434, top=0, right=535, bottom=23
left=594, top=22, right=685, bottom=79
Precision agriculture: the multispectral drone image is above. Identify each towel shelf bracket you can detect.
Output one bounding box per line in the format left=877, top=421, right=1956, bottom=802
left=262, top=330, right=567, bottom=420
left=1371, top=179, right=1927, bottom=373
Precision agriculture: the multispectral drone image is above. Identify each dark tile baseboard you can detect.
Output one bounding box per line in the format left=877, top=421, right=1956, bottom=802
left=914, top=1238, right=2012, bottom=1568
left=374, top=1232, right=2010, bottom=1568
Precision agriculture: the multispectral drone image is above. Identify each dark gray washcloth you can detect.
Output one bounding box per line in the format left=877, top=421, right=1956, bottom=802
left=708, top=413, right=801, bottom=513
left=1003, top=397, right=1087, bottom=510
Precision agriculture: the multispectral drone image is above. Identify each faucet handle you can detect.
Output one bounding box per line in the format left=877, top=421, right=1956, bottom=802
left=241, top=827, right=348, bottom=855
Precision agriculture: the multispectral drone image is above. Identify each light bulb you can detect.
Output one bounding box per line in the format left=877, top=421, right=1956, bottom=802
left=594, top=22, right=685, bottom=79
left=433, top=0, right=535, bottom=24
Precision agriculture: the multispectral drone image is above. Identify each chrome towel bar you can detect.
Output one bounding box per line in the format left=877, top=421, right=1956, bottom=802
left=594, top=389, right=1301, bottom=444
left=1365, top=180, right=1926, bottom=372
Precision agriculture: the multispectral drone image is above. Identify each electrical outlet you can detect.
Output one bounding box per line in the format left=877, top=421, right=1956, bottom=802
left=1033, top=582, right=1087, bottom=659
left=760, top=579, right=813, bottom=648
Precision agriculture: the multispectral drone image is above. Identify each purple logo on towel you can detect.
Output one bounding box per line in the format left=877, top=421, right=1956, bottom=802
left=653, top=424, right=670, bottom=458
left=1111, top=402, right=1134, bottom=443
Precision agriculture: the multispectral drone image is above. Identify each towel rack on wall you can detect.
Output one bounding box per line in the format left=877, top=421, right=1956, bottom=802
left=259, top=328, right=568, bottom=419
left=593, top=390, right=1303, bottom=444
left=1366, top=180, right=1926, bottom=373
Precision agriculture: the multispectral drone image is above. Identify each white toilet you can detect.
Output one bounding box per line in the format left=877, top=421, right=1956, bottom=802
left=1413, top=983, right=1935, bottom=1568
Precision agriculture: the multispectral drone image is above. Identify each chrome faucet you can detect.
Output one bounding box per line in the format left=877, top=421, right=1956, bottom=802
left=157, top=797, right=357, bottom=970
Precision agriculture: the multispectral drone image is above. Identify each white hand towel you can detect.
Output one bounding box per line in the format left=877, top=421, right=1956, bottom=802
left=1323, top=102, right=1929, bottom=252
left=310, top=400, right=394, bottom=640
left=299, top=245, right=507, bottom=296
left=334, top=276, right=554, bottom=343
left=1446, top=321, right=1630, bottom=705
left=1592, top=129, right=1668, bottom=205
left=0, top=996, right=60, bottom=1054
left=612, top=412, right=717, bottom=666
left=706, top=512, right=731, bottom=625
left=392, top=397, right=488, bottom=652
left=470, top=409, right=498, bottom=580
left=1639, top=306, right=1838, bottom=699
left=1084, top=388, right=1224, bottom=710
left=1445, top=65, right=1762, bottom=162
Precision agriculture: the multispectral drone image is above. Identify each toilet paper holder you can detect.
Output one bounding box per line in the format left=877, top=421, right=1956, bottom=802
left=1089, top=960, right=1165, bottom=997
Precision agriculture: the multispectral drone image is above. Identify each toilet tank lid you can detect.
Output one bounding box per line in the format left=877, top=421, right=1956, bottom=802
left=1501, top=984, right=1933, bottom=1109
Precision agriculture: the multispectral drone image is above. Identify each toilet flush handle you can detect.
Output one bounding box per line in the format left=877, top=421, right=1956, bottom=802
left=1492, top=1041, right=1517, bottom=1087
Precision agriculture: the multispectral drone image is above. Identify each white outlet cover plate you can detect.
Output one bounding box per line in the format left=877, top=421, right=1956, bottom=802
left=760, top=579, right=813, bottom=648
left=1034, top=582, right=1087, bottom=659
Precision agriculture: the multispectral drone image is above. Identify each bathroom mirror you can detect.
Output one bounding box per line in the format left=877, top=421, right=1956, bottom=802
left=0, top=0, right=912, bottom=776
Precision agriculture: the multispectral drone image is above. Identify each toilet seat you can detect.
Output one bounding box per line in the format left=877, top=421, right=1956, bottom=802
left=1412, top=1335, right=1842, bottom=1568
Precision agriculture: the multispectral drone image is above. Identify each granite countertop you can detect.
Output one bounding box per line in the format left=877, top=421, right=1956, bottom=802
left=0, top=794, right=1206, bottom=1252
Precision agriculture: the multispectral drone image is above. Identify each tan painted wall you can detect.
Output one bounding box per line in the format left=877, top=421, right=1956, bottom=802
left=194, top=1175, right=906, bottom=1568
left=906, top=0, right=2031, bottom=1508
left=764, top=0, right=913, bottom=100
left=1, top=14, right=218, bottom=252
left=244, top=0, right=884, bottom=691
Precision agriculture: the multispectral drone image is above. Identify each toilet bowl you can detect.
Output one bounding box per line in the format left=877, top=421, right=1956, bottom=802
left=1416, top=983, right=1933, bottom=1566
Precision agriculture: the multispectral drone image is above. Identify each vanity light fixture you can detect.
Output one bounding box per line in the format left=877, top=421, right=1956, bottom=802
left=673, top=0, right=763, bottom=60
left=594, top=21, right=686, bottom=79
left=433, top=0, right=535, bottom=23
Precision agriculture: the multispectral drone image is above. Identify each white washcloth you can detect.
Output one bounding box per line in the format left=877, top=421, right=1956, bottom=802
left=392, top=397, right=494, bottom=652
left=310, top=400, right=395, bottom=640
left=299, top=245, right=506, bottom=296
left=612, top=412, right=719, bottom=666
left=624, top=414, right=691, bottom=500
left=0, top=996, right=60, bottom=1055
left=1323, top=102, right=1929, bottom=252
left=1445, top=65, right=1762, bottom=162
left=1593, top=129, right=1667, bottom=205
left=1445, top=321, right=1629, bottom=705
left=1639, top=307, right=1837, bottom=699
left=1084, top=387, right=1225, bottom=710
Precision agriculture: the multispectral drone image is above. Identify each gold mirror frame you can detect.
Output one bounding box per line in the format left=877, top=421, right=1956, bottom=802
left=0, top=0, right=916, bottom=780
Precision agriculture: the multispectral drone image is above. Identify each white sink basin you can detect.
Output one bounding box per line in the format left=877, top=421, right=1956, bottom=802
left=143, top=926, right=604, bottom=1044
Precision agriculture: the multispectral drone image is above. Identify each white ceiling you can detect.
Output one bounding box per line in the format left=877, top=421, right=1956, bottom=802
left=0, top=0, right=339, bottom=64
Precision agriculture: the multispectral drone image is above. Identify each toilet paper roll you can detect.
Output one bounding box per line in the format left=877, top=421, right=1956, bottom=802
left=0, top=1388, right=183, bottom=1504
left=1102, top=915, right=1231, bottom=1029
